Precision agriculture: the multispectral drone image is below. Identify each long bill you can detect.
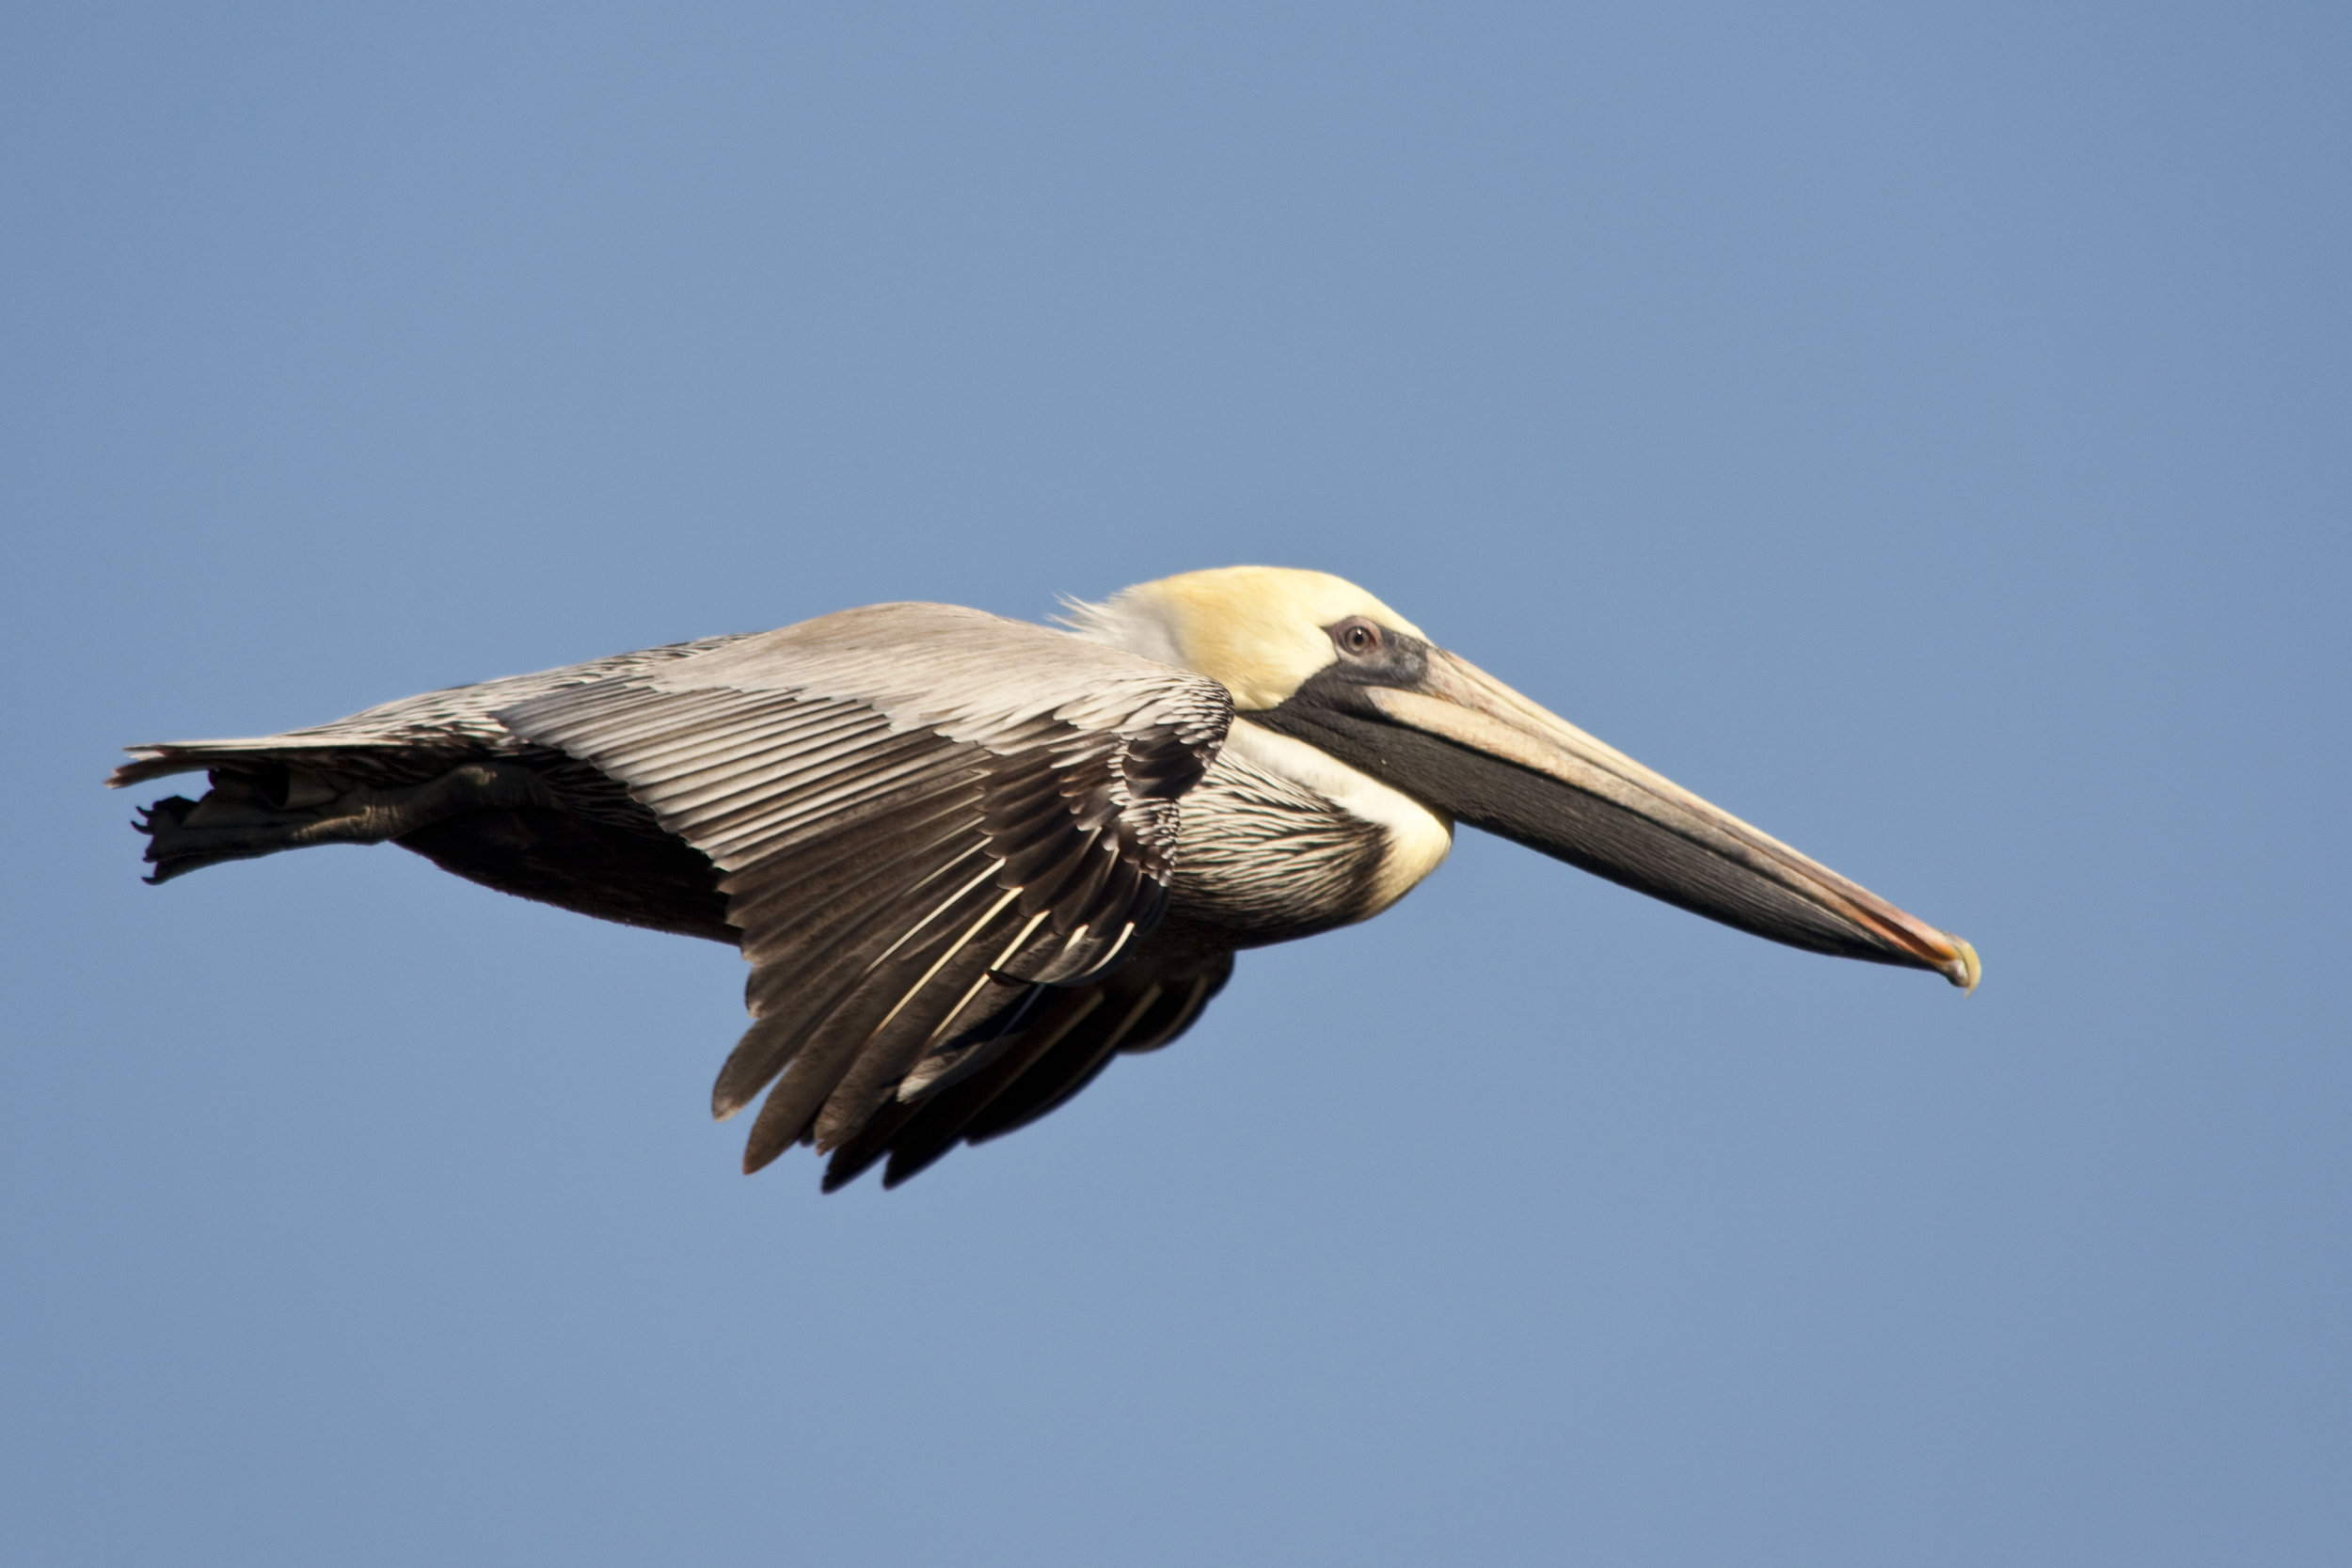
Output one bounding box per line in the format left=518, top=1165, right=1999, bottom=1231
left=1294, top=650, right=1979, bottom=989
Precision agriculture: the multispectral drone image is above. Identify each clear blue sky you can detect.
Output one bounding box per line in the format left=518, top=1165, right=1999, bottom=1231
left=5, top=5, right=2346, bottom=1563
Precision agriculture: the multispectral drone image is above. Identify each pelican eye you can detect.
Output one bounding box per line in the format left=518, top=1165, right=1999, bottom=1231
left=1330, top=618, right=1383, bottom=657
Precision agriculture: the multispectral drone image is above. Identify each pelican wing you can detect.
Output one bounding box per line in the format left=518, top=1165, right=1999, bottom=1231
left=495, top=603, right=1232, bottom=1171
left=108, top=635, right=754, bottom=791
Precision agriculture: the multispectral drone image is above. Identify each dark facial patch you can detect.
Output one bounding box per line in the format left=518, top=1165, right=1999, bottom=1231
left=1271, top=621, right=1431, bottom=710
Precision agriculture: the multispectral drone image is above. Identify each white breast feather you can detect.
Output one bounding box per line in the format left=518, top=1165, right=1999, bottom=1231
left=1222, top=719, right=1454, bottom=914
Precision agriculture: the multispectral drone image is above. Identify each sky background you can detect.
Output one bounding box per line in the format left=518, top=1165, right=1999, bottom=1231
left=4, top=4, right=2346, bottom=1563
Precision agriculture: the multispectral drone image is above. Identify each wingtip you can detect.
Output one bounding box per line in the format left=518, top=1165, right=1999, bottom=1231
left=880, top=1144, right=954, bottom=1189
left=818, top=1155, right=871, bottom=1194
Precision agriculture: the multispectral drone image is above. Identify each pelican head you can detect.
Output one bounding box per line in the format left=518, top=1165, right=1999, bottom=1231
left=1073, top=566, right=1979, bottom=989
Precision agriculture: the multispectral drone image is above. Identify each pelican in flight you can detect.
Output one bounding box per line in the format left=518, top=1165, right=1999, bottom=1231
left=113, top=567, right=1978, bottom=1189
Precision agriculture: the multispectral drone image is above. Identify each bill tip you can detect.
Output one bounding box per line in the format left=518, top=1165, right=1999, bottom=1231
left=1944, top=938, right=1980, bottom=993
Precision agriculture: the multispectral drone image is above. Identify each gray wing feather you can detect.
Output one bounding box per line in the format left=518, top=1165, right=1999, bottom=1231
left=494, top=603, right=1232, bottom=1169
left=109, top=635, right=755, bottom=790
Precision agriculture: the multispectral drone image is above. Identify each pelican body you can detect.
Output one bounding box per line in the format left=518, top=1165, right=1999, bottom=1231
left=114, top=568, right=1976, bottom=1189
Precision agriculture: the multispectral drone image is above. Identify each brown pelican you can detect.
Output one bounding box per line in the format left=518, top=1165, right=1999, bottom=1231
left=112, top=567, right=1978, bottom=1189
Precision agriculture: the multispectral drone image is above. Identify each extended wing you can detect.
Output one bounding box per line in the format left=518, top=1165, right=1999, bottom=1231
left=496, top=603, right=1234, bottom=1171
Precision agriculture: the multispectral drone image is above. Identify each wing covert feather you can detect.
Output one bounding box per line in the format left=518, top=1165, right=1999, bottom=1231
left=495, top=603, right=1232, bottom=1168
